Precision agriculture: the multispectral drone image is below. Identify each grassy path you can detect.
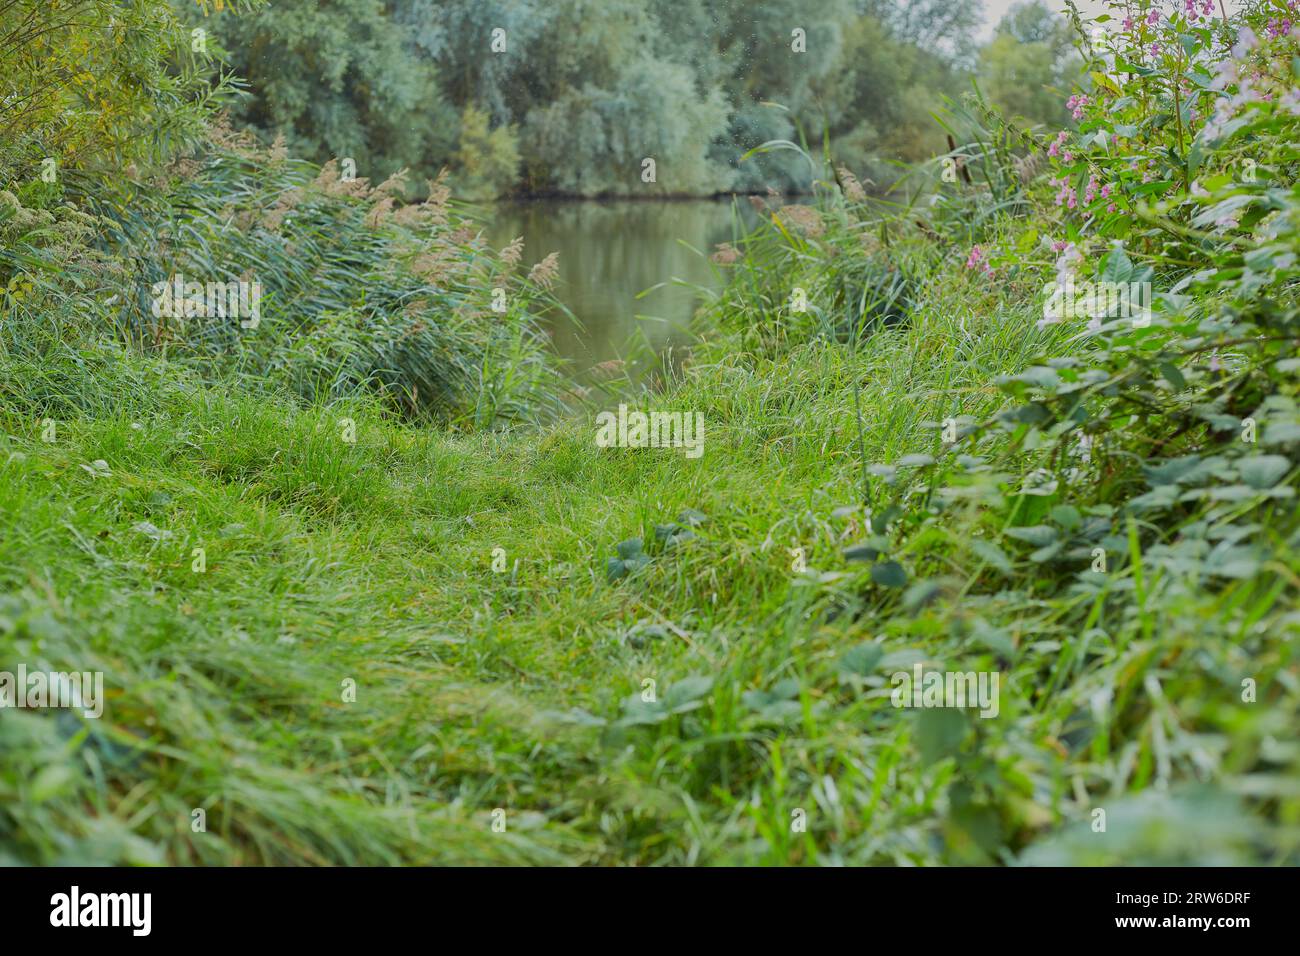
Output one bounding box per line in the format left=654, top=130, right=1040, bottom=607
left=2, top=295, right=1078, bottom=864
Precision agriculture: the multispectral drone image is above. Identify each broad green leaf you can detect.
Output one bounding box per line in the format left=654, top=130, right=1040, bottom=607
left=1238, top=455, right=1291, bottom=489
left=871, top=561, right=908, bottom=587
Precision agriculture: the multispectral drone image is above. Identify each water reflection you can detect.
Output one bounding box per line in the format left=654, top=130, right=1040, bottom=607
left=484, top=198, right=761, bottom=378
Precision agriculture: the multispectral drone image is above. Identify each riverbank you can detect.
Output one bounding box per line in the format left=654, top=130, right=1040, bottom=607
left=4, top=1, right=1299, bottom=867
left=0, top=256, right=1057, bottom=864
left=6, top=178, right=1297, bottom=863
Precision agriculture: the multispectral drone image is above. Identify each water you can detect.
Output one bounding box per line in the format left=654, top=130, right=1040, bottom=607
left=484, top=198, right=760, bottom=378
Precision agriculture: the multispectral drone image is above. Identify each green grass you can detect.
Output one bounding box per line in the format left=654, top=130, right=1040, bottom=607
left=5, top=0, right=1299, bottom=868
left=4, top=254, right=1295, bottom=864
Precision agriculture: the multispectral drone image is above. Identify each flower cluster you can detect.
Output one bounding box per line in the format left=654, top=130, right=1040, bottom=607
left=1181, top=0, right=1216, bottom=24
left=1051, top=175, right=1077, bottom=209
left=965, top=244, right=993, bottom=275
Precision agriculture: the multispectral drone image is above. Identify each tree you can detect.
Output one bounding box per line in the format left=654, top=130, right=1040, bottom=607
left=979, top=1, right=1079, bottom=129
left=212, top=0, right=455, bottom=189
left=1, top=0, right=229, bottom=182
left=522, top=56, right=731, bottom=196
left=452, top=106, right=520, bottom=199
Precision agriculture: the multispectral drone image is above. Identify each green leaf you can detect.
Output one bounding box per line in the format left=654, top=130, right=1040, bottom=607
left=969, top=538, right=1013, bottom=573
left=839, top=642, right=884, bottom=676
left=1158, top=361, right=1186, bottom=391
left=1263, top=423, right=1300, bottom=446
left=616, top=538, right=645, bottom=560
left=1001, top=403, right=1051, bottom=425
left=1144, top=455, right=1203, bottom=486
left=1050, top=505, right=1082, bottom=531
left=915, top=708, right=968, bottom=765
left=1005, top=525, right=1058, bottom=547
left=844, top=536, right=890, bottom=562
left=1010, top=366, right=1060, bottom=389
left=1192, top=194, right=1257, bottom=229
left=664, top=675, right=714, bottom=712
left=1101, top=243, right=1133, bottom=284
left=1238, top=455, right=1291, bottom=489
left=871, top=560, right=908, bottom=588
left=1030, top=542, right=1064, bottom=563
left=1090, top=70, right=1122, bottom=95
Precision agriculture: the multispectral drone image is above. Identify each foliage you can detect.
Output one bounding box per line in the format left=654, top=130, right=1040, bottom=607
left=0, top=0, right=236, bottom=182
left=206, top=0, right=456, bottom=194
left=980, top=1, right=1081, bottom=128
left=193, top=0, right=1082, bottom=197
left=452, top=106, right=522, bottom=201
left=8, top=145, right=562, bottom=428
left=3, top=0, right=1298, bottom=868
left=690, top=0, right=1300, bottom=863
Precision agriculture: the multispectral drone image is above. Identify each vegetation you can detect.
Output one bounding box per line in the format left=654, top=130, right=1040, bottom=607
left=198, top=0, right=1080, bottom=197
left=2, top=0, right=1298, bottom=866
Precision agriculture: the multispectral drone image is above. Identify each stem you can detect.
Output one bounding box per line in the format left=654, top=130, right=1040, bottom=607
left=1173, top=71, right=1187, bottom=192
left=851, top=327, right=871, bottom=509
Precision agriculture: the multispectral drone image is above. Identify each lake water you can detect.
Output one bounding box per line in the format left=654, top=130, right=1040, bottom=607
left=484, top=199, right=762, bottom=379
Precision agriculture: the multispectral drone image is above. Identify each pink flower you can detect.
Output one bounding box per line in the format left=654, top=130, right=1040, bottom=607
left=1047, top=130, right=1068, bottom=157
left=1147, top=10, right=1161, bottom=26
left=1123, top=16, right=1135, bottom=31
left=1084, top=174, right=1099, bottom=204
left=1107, top=202, right=1118, bottom=213
left=1052, top=176, right=1078, bottom=209
left=1063, top=151, right=1074, bottom=163
left=1101, top=183, right=1112, bottom=199
left=1150, top=42, right=1162, bottom=57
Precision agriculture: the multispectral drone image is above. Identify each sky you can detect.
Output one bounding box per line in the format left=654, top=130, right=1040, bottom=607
left=977, top=1, right=1109, bottom=39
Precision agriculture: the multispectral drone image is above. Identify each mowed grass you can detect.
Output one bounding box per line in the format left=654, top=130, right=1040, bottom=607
left=1, top=275, right=1295, bottom=865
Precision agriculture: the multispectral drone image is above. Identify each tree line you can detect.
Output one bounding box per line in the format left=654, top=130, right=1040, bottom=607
left=199, top=0, right=1081, bottom=198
